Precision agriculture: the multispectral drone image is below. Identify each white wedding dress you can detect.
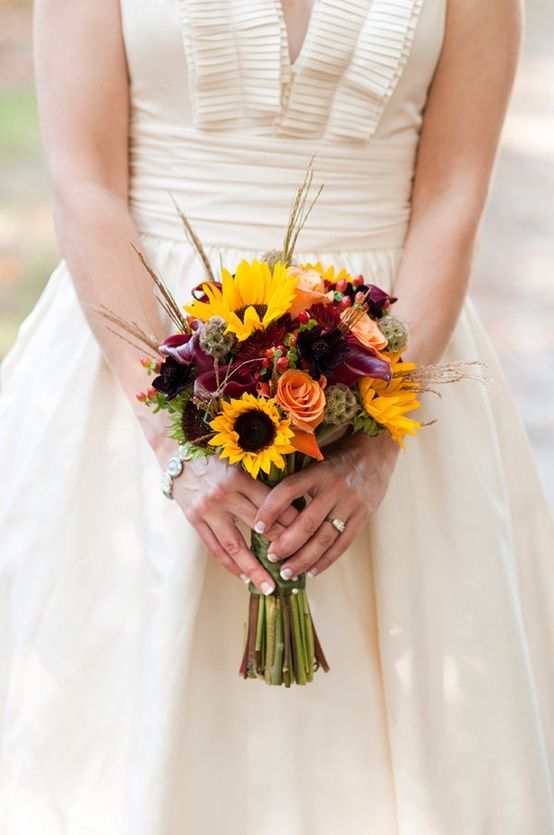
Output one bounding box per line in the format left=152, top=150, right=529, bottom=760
left=0, top=1, right=553, bottom=833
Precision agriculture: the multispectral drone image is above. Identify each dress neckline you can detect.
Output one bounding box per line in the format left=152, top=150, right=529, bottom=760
left=278, top=0, right=319, bottom=71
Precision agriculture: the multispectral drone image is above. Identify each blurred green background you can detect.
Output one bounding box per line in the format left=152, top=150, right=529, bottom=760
left=0, top=0, right=553, bottom=502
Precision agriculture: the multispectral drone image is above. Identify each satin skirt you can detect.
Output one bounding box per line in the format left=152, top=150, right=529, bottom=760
left=0, top=232, right=553, bottom=835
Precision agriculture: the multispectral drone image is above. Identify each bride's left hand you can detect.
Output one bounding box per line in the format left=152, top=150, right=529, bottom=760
left=254, top=431, right=400, bottom=579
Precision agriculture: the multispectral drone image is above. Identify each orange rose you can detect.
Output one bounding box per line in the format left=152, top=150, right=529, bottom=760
left=348, top=313, right=390, bottom=361
left=288, top=267, right=334, bottom=318
left=275, top=369, right=326, bottom=432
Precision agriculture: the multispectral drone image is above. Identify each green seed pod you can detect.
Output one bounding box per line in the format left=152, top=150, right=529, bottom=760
left=198, top=316, right=236, bottom=359
left=260, top=249, right=297, bottom=270
left=323, top=384, right=358, bottom=426
left=378, top=315, right=408, bottom=353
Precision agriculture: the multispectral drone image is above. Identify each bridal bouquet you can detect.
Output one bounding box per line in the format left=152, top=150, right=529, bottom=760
left=99, top=167, right=483, bottom=687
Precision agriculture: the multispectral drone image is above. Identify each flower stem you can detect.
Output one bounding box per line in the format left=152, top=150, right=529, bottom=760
left=238, top=523, right=330, bottom=685
left=271, top=597, right=284, bottom=685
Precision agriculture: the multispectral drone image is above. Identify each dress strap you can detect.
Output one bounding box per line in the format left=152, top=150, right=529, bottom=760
left=177, top=0, right=287, bottom=130
left=328, top=0, right=425, bottom=140
left=275, top=0, right=425, bottom=141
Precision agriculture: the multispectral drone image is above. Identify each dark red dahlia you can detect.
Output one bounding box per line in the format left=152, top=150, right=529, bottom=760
left=296, top=327, right=348, bottom=379
left=307, top=302, right=341, bottom=331
left=236, top=317, right=292, bottom=362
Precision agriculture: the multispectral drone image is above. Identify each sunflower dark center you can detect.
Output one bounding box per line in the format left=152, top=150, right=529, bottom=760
left=234, top=409, right=276, bottom=452
left=235, top=303, right=268, bottom=321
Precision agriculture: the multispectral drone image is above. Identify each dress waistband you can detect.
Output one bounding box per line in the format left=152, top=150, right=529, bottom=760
left=128, top=125, right=417, bottom=252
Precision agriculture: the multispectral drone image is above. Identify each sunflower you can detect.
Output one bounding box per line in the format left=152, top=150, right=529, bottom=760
left=358, top=354, right=422, bottom=447
left=184, top=260, right=298, bottom=342
left=208, top=393, right=296, bottom=478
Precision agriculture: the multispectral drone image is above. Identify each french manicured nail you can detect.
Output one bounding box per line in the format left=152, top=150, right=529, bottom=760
left=307, top=567, right=318, bottom=578
left=240, top=573, right=250, bottom=584
left=267, top=552, right=278, bottom=563
left=261, top=581, right=274, bottom=596
left=292, top=575, right=298, bottom=581
left=254, top=521, right=266, bottom=534
left=280, top=568, right=292, bottom=580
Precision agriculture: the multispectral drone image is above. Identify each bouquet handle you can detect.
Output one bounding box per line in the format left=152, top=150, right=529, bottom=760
left=239, top=530, right=330, bottom=686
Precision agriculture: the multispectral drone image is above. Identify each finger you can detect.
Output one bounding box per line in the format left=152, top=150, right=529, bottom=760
left=239, top=476, right=299, bottom=533
left=306, top=511, right=366, bottom=578
left=208, top=515, right=276, bottom=595
left=194, top=522, right=246, bottom=583
left=223, top=493, right=290, bottom=542
left=254, top=468, right=319, bottom=533
left=278, top=502, right=356, bottom=580
left=267, top=493, right=337, bottom=561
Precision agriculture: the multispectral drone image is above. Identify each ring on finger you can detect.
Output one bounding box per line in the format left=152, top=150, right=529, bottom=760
left=325, top=515, right=347, bottom=534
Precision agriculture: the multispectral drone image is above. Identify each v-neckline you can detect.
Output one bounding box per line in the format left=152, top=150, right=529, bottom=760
left=278, top=0, right=319, bottom=71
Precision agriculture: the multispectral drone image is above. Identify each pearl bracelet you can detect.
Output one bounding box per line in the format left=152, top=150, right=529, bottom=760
left=161, top=444, right=194, bottom=499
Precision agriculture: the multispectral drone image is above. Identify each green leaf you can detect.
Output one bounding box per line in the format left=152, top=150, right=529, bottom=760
left=353, top=412, right=381, bottom=437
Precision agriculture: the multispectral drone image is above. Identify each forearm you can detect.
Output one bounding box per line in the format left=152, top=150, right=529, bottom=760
left=391, top=192, right=481, bottom=367
left=53, top=181, right=174, bottom=461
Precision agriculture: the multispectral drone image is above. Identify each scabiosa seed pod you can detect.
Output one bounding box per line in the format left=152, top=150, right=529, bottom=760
left=378, top=315, right=408, bottom=353
left=260, top=249, right=297, bottom=269
left=323, top=384, right=358, bottom=426
left=198, top=316, right=236, bottom=359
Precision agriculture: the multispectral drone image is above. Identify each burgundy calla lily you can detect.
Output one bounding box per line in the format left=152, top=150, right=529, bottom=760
left=329, top=344, right=392, bottom=386
left=194, top=360, right=259, bottom=401
left=364, top=285, right=397, bottom=318
left=159, top=331, right=213, bottom=372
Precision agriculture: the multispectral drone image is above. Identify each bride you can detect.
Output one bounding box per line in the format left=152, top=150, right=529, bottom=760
left=1, top=0, right=553, bottom=832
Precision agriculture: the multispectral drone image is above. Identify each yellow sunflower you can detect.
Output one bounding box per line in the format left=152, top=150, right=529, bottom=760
left=298, top=261, right=354, bottom=286
left=184, top=259, right=298, bottom=342
left=208, top=393, right=296, bottom=479
left=359, top=353, right=422, bottom=448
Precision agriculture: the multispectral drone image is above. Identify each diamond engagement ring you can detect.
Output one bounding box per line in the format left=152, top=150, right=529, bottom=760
left=326, top=516, right=346, bottom=534
left=161, top=445, right=194, bottom=499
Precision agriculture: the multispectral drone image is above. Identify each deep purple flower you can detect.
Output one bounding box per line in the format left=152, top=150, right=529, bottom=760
left=152, top=356, right=195, bottom=400
left=159, top=330, right=213, bottom=373
left=329, top=344, right=392, bottom=387
left=194, top=360, right=259, bottom=401
left=296, top=327, right=349, bottom=379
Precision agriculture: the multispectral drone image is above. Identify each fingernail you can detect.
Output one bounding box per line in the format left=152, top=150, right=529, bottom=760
left=307, top=567, right=318, bottom=578
left=292, top=575, right=298, bottom=581
left=240, top=573, right=250, bottom=584
left=280, top=568, right=292, bottom=580
left=254, top=521, right=266, bottom=534
left=292, top=588, right=299, bottom=595
left=261, top=582, right=274, bottom=596
left=267, top=552, right=278, bottom=563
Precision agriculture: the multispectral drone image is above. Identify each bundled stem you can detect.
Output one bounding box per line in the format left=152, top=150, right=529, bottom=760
left=239, top=530, right=329, bottom=686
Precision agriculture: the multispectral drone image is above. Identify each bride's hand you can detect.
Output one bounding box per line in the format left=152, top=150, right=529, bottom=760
left=171, top=454, right=298, bottom=594
left=253, top=432, right=400, bottom=579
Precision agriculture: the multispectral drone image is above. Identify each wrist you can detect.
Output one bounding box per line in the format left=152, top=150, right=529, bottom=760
left=344, top=430, right=400, bottom=477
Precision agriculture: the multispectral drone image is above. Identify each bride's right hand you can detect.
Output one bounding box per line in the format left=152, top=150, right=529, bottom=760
left=172, top=455, right=298, bottom=595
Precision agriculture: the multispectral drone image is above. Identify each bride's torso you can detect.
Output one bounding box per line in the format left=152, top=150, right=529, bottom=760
left=119, top=0, right=446, bottom=252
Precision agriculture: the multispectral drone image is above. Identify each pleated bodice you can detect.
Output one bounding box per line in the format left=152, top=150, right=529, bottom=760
left=119, top=0, right=446, bottom=251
